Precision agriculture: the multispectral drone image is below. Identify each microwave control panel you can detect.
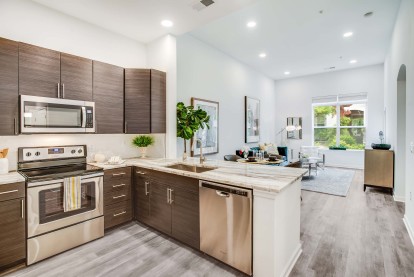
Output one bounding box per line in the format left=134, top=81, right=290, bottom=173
left=85, top=107, right=94, bottom=129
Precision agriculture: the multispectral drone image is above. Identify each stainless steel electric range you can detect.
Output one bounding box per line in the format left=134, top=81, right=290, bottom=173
left=18, top=145, right=104, bottom=265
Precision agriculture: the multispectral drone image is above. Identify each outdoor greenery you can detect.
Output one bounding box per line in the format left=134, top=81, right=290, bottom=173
left=176, top=102, right=210, bottom=153
left=132, top=135, right=155, bottom=147
left=313, top=104, right=365, bottom=150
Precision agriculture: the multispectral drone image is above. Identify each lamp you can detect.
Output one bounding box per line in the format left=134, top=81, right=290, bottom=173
left=277, top=125, right=301, bottom=146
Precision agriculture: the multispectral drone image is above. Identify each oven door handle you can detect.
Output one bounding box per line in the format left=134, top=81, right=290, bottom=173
left=81, top=106, right=86, bottom=128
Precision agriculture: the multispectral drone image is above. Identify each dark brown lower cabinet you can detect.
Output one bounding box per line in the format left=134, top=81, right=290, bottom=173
left=0, top=183, right=25, bottom=271
left=134, top=167, right=200, bottom=249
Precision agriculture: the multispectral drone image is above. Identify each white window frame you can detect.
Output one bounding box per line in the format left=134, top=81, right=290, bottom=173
left=312, top=99, right=368, bottom=149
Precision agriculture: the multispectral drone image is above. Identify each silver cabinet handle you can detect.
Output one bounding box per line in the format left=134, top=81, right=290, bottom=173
left=112, top=184, right=126, bottom=188
left=113, top=211, right=126, bottom=217
left=57, top=82, right=60, bottom=98
left=0, top=189, right=18, bottom=195
left=112, top=172, right=126, bottom=177
left=113, top=194, right=126, bottom=199
left=167, top=188, right=170, bottom=204
left=62, top=83, right=65, bottom=98
left=170, top=189, right=174, bottom=204
left=14, top=117, right=18, bottom=135
left=136, top=171, right=146, bottom=175
left=145, top=181, right=149, bottom=195
left=21, top=199, right=24, bottom=219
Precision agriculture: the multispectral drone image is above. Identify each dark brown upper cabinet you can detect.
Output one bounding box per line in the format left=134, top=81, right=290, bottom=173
left=60, top=53, right=93, bottom=101
left=151, top=69, right=166, bottom=133
left=125, top=69, right=151, bottom=134
left=0, top=38, right=18, bottom=136
left=93, top=61, right=124, bottom=134
left=19, top=43, right=61, bottom=98
left=19, top=43, right=93, bottom=101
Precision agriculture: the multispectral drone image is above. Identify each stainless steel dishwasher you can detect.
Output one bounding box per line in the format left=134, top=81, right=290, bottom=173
left=199, top=180, right=252, bottom=276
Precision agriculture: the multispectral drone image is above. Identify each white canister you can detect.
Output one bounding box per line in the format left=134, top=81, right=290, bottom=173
left=94, top=153, right=106, bottom=163
left=0, top=158, right=9, bottom=174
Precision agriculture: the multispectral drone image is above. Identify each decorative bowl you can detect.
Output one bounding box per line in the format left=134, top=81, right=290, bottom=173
left=371, top=143, right=391, bottom=150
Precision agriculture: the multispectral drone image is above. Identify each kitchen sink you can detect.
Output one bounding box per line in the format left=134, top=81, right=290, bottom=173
left=165, top=163, right=217, bottom=173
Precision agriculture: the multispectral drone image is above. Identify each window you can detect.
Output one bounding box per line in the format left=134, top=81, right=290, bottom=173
left=312, top=94, right=366, bottom=150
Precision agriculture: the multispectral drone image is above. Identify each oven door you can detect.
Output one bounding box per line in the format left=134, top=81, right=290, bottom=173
left=20, top=95, right=91, bottom=133
left=27, top=173, right=103, bottom=238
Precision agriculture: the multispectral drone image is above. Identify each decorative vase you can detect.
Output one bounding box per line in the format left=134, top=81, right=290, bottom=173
left=0, top=158, right=8, bottom=174
left=243, top=152, right=248, bottom=159
left=139, top=147, right=148, bottom=158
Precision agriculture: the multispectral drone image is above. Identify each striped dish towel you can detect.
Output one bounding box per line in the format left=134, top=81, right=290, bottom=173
left=63, top=176, right=81, bottom=212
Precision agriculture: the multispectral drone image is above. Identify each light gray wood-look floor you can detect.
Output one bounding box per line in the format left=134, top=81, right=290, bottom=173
left=291, top=169, right=414, bottom=277
left=7, top=169, right=414, bottom=277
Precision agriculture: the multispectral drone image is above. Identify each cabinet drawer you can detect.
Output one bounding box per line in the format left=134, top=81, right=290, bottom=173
left=0, top=182, right=25, bottom=202
left=104, top=184, right=131, bottom=206
left=104, top=167, right=132, bottom=183
left=103, top=177, right=131, bottom=194
left=104, top=200, right=132, bottom=229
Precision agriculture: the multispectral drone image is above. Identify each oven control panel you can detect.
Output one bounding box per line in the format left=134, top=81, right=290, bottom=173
left=19, top=145, right=86, bottom=161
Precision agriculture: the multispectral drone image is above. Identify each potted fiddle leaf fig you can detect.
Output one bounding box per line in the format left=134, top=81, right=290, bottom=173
left=132, top=135, right=155, bottom=158
left=176, top=102, right=210, bottom=160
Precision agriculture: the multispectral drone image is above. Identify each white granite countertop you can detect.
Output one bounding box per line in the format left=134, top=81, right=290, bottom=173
left=0, top=171, right=25, bottom=185
left=90, top=158, right=307, bottom=193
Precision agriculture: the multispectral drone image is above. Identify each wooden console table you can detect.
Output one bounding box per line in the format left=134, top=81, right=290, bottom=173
left=364, top=149, right=394, bottom=194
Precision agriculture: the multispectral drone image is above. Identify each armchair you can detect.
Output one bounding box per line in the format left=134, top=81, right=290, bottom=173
left=299, top=146, right=325, bottom=176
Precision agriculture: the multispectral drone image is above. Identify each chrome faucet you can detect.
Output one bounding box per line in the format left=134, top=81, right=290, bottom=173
left=197, top=139, right=206, bottom=165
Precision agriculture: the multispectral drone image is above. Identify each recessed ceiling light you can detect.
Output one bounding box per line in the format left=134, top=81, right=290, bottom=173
left=343, top=32, right=353, bottom=38
left=259, top=53, right=266, bottom=58
left=350, top=59, right=358, bottom=64
left=284, top=71, right=290, bottom=75
left=161, top=20, right=173, bottom=27
left=247, top=21, right=257, bottom=28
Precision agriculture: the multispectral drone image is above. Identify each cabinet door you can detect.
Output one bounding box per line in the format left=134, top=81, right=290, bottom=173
left=19, top=43, right=60, bottom=98
left=0, top=198, right=25, bottom=269
left=150, top=69, right=166, bottom=133
left=60, top=53, right=92, bottom=101
left=125, top=69, right=151, bottom=134
left=171, top=186, right=200, bottom=249
left=0, top=38, right=18, bottom=136
left=148, top=181, right=171, bottom=235
left=134, top=171, right=150, bottom=225
left=93, top=61, right=124, bottom=134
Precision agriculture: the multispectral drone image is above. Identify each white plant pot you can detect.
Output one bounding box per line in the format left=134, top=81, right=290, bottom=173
left=139, top=147, right=148, bottom=158
left=0, top=158, right=9, bottom=174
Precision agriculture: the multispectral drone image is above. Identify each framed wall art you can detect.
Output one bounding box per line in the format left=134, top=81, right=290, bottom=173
left=191, top=98, right=219, bottom=156
left=245, top=96, right=260, bottom=143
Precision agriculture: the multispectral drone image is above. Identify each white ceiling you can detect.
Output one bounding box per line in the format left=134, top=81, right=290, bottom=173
left=32, top=0, right=258, bottom=43
left=190, top=0, right=401, bottom=80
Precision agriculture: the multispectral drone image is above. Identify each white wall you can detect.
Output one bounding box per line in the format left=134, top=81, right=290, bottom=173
left=0, top=0, right=146, bottom=68
left=274, top=64, right=385, bottom=169
left=383, top=0, right=414, bottom=239
left=0, top=0, right=167, bottom=169
left=146, top=35, right=177, bottom=159
left=177, top=35, right=276, bottom=159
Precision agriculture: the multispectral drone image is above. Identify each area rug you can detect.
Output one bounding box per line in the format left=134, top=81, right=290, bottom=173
left=301, top=167, right=355, bottom=197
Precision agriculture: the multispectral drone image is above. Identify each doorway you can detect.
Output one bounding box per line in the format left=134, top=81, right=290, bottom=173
left=395, top=64, right=406, bottom=199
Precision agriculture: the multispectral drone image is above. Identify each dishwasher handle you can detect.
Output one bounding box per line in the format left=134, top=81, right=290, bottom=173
left=200, top=180, right=252, bottom=198
left=216, top=191, right=230, bottom=197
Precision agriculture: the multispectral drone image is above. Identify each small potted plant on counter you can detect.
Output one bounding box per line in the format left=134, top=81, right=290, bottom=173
left=132, top=135, right=155, bottom=158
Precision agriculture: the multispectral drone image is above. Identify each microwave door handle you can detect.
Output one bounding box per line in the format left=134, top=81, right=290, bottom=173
left=81, top=107, right=86, bottom=128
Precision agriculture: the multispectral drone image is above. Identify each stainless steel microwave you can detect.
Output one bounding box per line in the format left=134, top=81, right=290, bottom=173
left=20, top=95, right=95, bottom=134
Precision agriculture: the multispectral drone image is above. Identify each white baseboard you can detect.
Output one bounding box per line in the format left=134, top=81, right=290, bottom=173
left=403, top=215, right=414, bottom=247
left=393, top=194, right=405, bottom=202
left=282, top=244, right=302, bottom=277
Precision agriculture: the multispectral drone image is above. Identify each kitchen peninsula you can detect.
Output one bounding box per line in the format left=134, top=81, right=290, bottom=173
left=93, top=157, right=307, bottom=277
